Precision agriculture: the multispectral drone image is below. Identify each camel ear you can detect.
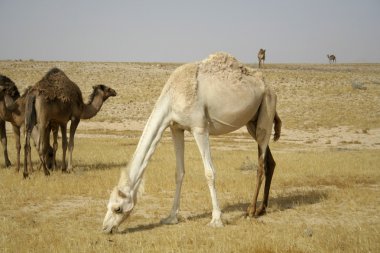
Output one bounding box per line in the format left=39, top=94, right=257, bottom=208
left=116, top=188, right=134, bottom=213
left=118, top=189, right=128, bottom=198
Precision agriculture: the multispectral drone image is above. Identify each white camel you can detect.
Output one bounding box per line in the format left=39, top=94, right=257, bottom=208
left=103, top=52, right=281, bottom=233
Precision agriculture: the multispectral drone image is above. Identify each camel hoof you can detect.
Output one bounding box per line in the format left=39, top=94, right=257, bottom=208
left=44, top=170, right=50, bottom=176
left=246, top=205, right=255, bottom=218
left=160, top=215, right=179, bottom=225
left=23, top=172, right=29, bottom=179
left=208, top=219, right=224, bottom=228
left=254, top=206, right=267, bottom=217
left=5, top=160, right=12, bottom=168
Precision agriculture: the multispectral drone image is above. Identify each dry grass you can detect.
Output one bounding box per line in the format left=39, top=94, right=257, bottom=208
left=0, top=61, right=379, bottom=252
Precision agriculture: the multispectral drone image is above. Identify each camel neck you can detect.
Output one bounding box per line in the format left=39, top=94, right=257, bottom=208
left=81, top=95, right=104, bottom=119
left=118, top=93, right=171, bottom=189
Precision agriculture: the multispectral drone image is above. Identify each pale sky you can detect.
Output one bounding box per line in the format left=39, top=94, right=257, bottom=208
left=0, top=0, right=379, bottom=63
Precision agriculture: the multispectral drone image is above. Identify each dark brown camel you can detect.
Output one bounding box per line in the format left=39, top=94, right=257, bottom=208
left=258, top=49, right=266, bottom=68
left=327, top=54, right=336, bottom=64
left=0, top=75, right=20, bottom=167
left=24, top=68, right=116, bottom=178
left=0, top=85, right=56, bottom=172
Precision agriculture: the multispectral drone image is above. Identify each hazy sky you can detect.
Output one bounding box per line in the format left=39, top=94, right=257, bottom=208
left=0, top=0, right=379, bottom=63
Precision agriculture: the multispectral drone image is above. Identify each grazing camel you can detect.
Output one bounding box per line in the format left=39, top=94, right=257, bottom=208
left=327, top=54, right=336, bottom=64
left=258, top=49, right=266, bottom=68
left=0, top=75, right=20, bottom=167
left=24, top=68, right=117, bottom=178
left=0, top=86, right=56, bottom=172
left=103, top=52, right=281, bottom=233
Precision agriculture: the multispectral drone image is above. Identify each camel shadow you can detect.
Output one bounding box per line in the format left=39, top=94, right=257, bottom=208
left=74, top=161, right=127, bottom=171
left=45, top=161, right=127, bottom=172
left=225, top=188, right=328, bottom=214
left=118, top=222, right=164, bottom=234
left=118, top=188, right=328, bottom=233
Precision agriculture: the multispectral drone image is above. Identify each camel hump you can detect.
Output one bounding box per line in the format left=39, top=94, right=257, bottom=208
left=198, top=52, right=253, bottom=82
left=0, top=75, right=20, bottom=99
left=35, top=68, right=83, bottom=103
left=200, top=52, right=242, bottom=72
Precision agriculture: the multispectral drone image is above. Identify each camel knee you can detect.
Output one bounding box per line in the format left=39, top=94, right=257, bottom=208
left=24, top=143, right=31, bottom=155
left=1, top=137, right=7, bottom=146
left=205, top=169, right=215, bottom=186
left=257, top=157, right=265, bottom=179
left=53, top=142, right=58, bottom=152
left=176, top=170, right=185, bottom=184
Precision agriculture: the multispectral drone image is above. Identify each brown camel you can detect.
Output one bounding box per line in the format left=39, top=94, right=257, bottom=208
left=24, top=68, right=117, bottom=178
left=258, top=49, right=266, bottom=68
left=0, top=86, right=56, bottom=172
left=327, top=54, right=336, bottom=64
left=0, top=75, right=20, bottom=167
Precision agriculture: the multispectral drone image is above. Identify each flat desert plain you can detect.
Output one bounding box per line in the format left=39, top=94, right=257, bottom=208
left=0, top=60, right=379, bottom=252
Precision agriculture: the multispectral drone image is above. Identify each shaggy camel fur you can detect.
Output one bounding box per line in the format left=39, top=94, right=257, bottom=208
left=258, top=49, right=266, bottom=68
left=24, top=68, right=116, bottom=178
left=0, top=75, right=20, bottom=167
left=103, top=52, right=281, bottom=233
left=327, top=54, right=336, bottom=64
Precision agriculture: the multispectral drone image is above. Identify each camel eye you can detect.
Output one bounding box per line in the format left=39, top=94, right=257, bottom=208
left=114, top=206, right=122, bottom=214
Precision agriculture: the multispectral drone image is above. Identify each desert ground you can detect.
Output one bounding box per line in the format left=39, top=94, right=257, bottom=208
left=0, top=60, right=379, bottom=252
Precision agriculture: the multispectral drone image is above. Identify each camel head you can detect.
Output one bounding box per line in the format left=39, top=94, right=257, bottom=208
left=92, top=84, right=117, bottom=101
left=102, top=186, right=135, bottom=234
left=0, top=85, right=16, bottom=105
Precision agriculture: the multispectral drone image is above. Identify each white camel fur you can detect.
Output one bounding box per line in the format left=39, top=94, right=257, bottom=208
left=103, top=52, right=282, bottom=233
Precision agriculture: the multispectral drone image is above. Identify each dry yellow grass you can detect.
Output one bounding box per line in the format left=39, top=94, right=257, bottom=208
left=0, top=61, right=379, bottom=252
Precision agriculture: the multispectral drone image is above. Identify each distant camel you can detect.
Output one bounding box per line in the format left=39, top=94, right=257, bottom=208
left=24, top=68, right=117, bottom=178
left=103, top=52, right=281, bottom=233
left=327, top=54, right=336, bottom=64
left=0, top=86, right=56, bottom=172
left=258, top=49, right=266, bottom=68
left=0, top=75, right=20, bottom=167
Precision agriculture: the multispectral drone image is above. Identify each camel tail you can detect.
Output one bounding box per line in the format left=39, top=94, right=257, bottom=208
left=25, top=94, right=36, bottom=133
left=273, top=111, right=281, bottom=142
left=23, top=94, right=37, bottom=178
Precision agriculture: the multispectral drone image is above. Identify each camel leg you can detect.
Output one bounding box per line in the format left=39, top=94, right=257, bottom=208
left=27, top=132, right=34, bottom=173
left=0, top=120, right=11, bottom=167
left=24, top=129, right=32, bottom=178
left=35, top=121, right=50, bottom=176
left=247, top=144, right=266, bottom=217
left=52, top=124, right=58, bottom=170
left=161, top=127, right=185, bottom=225
left=67, top=118, right=79, bottom=172
left=255, top=146, right=276, bottom=216
left=60, top=124, right=68, bottom=172
left=12, top=125, right=21, bottom=172
left=193, top=127, right=223, bottom=227
left=246, top=90, right=277, bottom=217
